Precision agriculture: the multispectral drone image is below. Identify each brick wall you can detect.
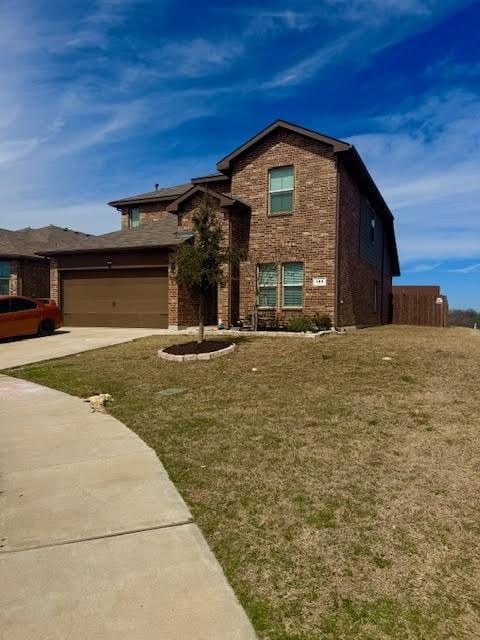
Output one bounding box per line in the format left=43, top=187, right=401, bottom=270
left=167, top=253, right=199, bottom=329
left=229, top=128, right=338, bottom=325
left=8, top=259, right=50, bottom=297
left=174, top=193, right=226, bottom=327
left=120, top=202, right=177, bottom=229
left=21, top=260, right=50, bottom=297
left=337, top=162, right=392, bottom=326
left=192, top=178, right=231, bottom=194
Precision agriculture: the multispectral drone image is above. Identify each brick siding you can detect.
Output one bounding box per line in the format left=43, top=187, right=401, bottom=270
left=120, top=202, right=177, bottom=229
left=337, top=162, right=391, bottom=326
left=229, top=128, right=338, bottom=326
left=172, top=193, right=224, bottom=327
left=8, top=258, right=50, bottom=298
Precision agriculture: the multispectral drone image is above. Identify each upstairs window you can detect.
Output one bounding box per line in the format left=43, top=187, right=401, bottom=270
left=269, top=166, right=294, bottom=215
left=283, top=262, right=304, bottom=308
left=370, top=213, right=376, bottom=244
left=0, top=261, right=10, bottom=295
left=128, top=208, right=140, bottom=228
left=257, top=264, right=277, bottom=308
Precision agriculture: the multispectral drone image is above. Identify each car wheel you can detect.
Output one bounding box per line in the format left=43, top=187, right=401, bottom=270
left=38, top=319, right=55, bottom=336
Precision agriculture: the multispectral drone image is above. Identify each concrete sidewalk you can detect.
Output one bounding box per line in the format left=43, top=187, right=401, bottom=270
left=0, top=375, right=256, bottom=639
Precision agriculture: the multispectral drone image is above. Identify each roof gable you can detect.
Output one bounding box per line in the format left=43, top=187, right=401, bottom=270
left=216, top=119, right=351, bottom=172
left=166, top=186, right=241, bottom=213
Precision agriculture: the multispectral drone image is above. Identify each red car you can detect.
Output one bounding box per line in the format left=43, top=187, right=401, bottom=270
left=0, top=296, right=63, bottom=340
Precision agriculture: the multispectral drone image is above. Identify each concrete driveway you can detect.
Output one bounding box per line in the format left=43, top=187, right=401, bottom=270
left=0, top=326, right=172, bottom=369
left=0, top=375, right=256, bottom=639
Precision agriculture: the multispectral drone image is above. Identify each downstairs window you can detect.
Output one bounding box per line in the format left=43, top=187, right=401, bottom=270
left=257, top=264, right=277, bottom=308
left=0, top=261, right=10, bottom=295
left=283, top=263, right=304, bottom=308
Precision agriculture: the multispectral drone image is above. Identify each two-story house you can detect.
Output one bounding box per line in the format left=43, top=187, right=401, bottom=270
left=41, top=120, right=400, bottom=329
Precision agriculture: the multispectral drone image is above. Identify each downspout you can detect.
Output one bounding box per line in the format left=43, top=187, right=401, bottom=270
left=334, top=158, right=341, bottom=329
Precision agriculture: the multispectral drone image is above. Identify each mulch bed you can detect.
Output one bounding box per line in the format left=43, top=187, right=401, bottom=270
left=163, top=340, right=233, bottom=355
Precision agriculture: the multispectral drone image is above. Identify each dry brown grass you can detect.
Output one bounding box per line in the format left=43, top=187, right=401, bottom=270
left=9, top=326, right=480, bottom=639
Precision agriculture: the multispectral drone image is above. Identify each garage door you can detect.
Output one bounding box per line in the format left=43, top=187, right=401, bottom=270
left=62, top=268, right=168, bottom=328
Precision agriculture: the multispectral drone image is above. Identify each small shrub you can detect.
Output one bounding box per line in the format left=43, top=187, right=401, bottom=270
left=287, top=316, right=315, bottom=332
left=313, top=313, right=332, bottom=330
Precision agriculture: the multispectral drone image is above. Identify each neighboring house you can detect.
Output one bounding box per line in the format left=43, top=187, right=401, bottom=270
left=0, top=226, right=91, bottom=298
left=40, top=120, right=400, bottom=329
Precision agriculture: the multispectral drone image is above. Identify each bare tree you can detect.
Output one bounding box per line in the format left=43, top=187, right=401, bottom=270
left=175, top=195, right=235, bottom=343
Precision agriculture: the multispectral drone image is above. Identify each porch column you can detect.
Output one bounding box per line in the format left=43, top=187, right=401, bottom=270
left=9, top=259, right=19, bottom=295
left=168, top=253, right=180, bottom=330
left=50, top=258, right=59, bottom=304
left=218, top=271, right=230, bottom=328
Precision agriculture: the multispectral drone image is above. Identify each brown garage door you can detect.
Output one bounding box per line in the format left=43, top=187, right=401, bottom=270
left=62, top=268, right=168, bottom=328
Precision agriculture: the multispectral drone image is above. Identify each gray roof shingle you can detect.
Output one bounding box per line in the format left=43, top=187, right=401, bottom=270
left=0, top=225, right=91, bottom=260
left=38, top=218, right=192, bottom=256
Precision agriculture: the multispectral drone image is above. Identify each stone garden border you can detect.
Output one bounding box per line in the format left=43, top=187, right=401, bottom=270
left=158, top=343, right=236, bottom=363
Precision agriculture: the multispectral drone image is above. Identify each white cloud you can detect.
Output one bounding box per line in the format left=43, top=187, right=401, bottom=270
left=242, top=8, right=321, bottom=35
left=325, top=0, right=434, bottom=21
left=257, top=0, right=468, bottom=90
left=0, top=138, right=41, bottom=165
left=61, top=0, right=146, bottom=51
left=347, top=90, right=480, bottom=264
left=448, top=263, right=480, bottom=274
left=153, top=38, right=244, bottom=78
left=405, top=262, right=441, bottom=273
left=425, top=57, right=480, bottom=80
left=262, top=36, right=355, bottom=88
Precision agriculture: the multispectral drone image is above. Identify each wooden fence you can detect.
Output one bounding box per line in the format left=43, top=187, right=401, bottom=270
left=392, top=292, right=449, bottom=327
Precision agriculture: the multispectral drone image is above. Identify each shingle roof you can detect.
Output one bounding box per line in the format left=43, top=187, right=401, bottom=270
left=38, top=218, right=192, bottom=256
left=0, top=225, right=91, bottom=260
left=108, top=183, right=192, bottom=207
left=191, top=172, right=229, bottom=184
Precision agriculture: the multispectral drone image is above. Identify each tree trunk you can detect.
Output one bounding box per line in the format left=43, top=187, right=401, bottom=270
left=197, top=294, right=204, bottom=344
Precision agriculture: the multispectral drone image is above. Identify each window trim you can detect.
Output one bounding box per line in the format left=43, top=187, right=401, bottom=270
left=257, top=263, right=277, bottom=309
left=128, top=207, right=140, bottom=228
left=268, top=165, right=294, bottom=216
left=282, top=262, right=304, bottom=309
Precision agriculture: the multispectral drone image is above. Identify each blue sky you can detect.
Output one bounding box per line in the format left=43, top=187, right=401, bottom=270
left=1, top=0, right=479, bottom=308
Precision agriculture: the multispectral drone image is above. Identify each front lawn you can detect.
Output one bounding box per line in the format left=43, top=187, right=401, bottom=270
left=7, top=326, right=480, bottom=639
